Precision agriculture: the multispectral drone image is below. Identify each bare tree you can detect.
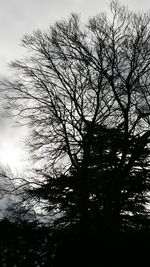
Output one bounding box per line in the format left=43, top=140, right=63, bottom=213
left=2, top=1, right=150, bottom=230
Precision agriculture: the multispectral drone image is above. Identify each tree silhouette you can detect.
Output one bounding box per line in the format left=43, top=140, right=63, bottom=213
left=29, top=123, right=150, bottom=230
left=2, top=1, right=150, bottom=231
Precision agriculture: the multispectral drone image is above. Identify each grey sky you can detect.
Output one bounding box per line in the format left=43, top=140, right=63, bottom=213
left=0, top=0, right=150, bottom=77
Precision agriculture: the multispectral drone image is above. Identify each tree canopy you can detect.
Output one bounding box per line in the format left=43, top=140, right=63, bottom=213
left=2, top=0, right=150, bottom=231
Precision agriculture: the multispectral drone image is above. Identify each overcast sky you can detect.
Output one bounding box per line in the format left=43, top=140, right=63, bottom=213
left=0, top=0, right=149, bottom=172
left=0, top=0, right=150, bottom=77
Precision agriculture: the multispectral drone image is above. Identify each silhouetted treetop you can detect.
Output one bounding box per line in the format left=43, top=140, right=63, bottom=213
left=2, top=0, right=150, bottom=230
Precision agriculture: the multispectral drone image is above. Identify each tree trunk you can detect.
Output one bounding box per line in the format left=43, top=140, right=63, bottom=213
left=78, top=167, right=89, bottom=230
left=103, top=194, right=113, bottom=231
left=103, top=171, right=121, bottom=232
left=112, top=174, right=121, bottom=232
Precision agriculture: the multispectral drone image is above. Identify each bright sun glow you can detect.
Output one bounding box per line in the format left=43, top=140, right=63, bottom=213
left=0, top=120, right=28, bottom=175
left=0, top=140, right=24, bottom=173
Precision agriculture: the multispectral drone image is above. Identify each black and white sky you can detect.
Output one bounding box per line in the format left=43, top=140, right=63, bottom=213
left=0, top=0, right=149, bottom=77
left=0, top=0, right=149, bottom=172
